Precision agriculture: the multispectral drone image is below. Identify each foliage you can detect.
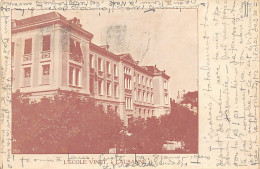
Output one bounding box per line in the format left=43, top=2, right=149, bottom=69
left=161, top=101, right=198, bottom=153
left=120, top=117, right=166, bottom=154
left=12, top=90, right=124, bottom=154
left=12, top=90, right=198, bottom=154
left=181, top=91, right=198, bottom=108
left=122, top=101, right=198, bottom=154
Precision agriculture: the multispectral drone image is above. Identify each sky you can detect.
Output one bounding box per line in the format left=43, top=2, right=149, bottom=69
left=12, top=9, right=198, bottom=99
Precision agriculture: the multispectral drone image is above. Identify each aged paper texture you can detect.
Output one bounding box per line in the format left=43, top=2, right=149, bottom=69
left=0, top=0, right=259, bottom=169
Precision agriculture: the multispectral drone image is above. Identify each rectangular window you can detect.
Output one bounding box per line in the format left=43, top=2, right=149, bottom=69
left=90, top=54, right=94, bottom=69
left=135, top=89, right=137, bottom=100
left=124, top=67, right=131, bottom=75
left=70, top=38, right=82, bottom=56
left=129, top=79, right=132, bottom=89
left=143, top=91, right=146, bottom=102
left=75, top=69, right=80, bottom=86
left=98, top=80, right=104, bottom=95
left=107, top=82, right=111, bottom=96
left=42, top=35, right=50, bottom=51
left=69, top=38, right=82, bottom=62
left=124, top=78, right=127, bottom=89
left=75, top=41, right=82, bottom=56
left=164, top=81, right=168, bottom=89
left=24, top=67, right=31, bottom=87
left=107, top=61, right=111, bottom=74
left=125, top=97, right=132, bottom=110
left=24, top=38, right=32, bottom=55
left=124, top=77, right=132, bottom=90
left=69, top=66, right=73, bottom=85
left=98, top=58, right=103, bottom=71
left=42, top=64, right=50, bottom=84
left=114, top=64, right=118, bottom=76
left=138, top=90, right=141, bottom=102
left=114, top=83, right=118, bottom=97
left=69, top=66, right=81, bottom=87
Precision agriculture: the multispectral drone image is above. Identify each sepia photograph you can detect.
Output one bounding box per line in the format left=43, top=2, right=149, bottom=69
left=11, top=9, right=198, bottom=154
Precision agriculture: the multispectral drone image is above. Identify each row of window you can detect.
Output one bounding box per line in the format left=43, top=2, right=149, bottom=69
left=22, top=64, right=50, bottom=87
left=23, top=35, right=51, bottom=55
left=124, top=73, right=153, bottom=91
left=125, top=97, right=132, bottom=110
left=134, top=74, right=153, bottom=88
left=124, top=77, right=132, bottom=90
left=137, top=108, right=154, bottom=118
left=124, top=67, right=131, bottom=75
left=17, top=36, right=83, bottom=62
left=134, top=89, right=154, bottom=103
left=98, top=80, right=119, bottom=98
left=17, top=36, right=157, bottom=89
left=93, top=55, right=118, bottom=76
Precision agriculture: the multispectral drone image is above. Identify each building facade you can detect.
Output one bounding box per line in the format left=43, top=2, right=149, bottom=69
left=11, top=12, right=171, bottom=123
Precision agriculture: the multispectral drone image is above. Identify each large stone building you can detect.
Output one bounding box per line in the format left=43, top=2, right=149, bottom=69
left=11, top=12, right=171, bottom=123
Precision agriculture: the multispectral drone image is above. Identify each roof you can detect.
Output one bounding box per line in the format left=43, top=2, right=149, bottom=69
left=143, top=65, right=170, bottom=79
left=118, top=53, right=136, bottom=65
left=144, top=65, right=161, bottom=74
left=12, top=12, right=93, bottom=40
left=14, top=12, right=66, bottom=27
left=89, top=43, right=119, bottom=61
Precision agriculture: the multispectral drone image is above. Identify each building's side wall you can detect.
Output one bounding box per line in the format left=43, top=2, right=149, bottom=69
left=58, top=26, right=90, bottom=95
left=132, top=69, right=155, bottom=119
left=12, top=25, right=59, bottom=95
left=53, top=25, right=62, bottom=88
left=153, top=76, right=171, bottom=116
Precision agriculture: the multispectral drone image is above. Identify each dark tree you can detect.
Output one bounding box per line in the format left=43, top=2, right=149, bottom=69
left=12, top=90, right=124, bottom=154
left=181, top=91, right=198, bottom=108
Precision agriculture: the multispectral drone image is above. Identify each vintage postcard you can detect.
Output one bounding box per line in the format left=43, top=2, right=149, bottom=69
left=0, top=0, right=259, bottom=169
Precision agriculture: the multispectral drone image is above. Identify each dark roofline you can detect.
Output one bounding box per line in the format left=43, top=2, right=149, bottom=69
left=89, top=43, right=120, bottom=61
left=143, top=65, right=170, bottom=79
